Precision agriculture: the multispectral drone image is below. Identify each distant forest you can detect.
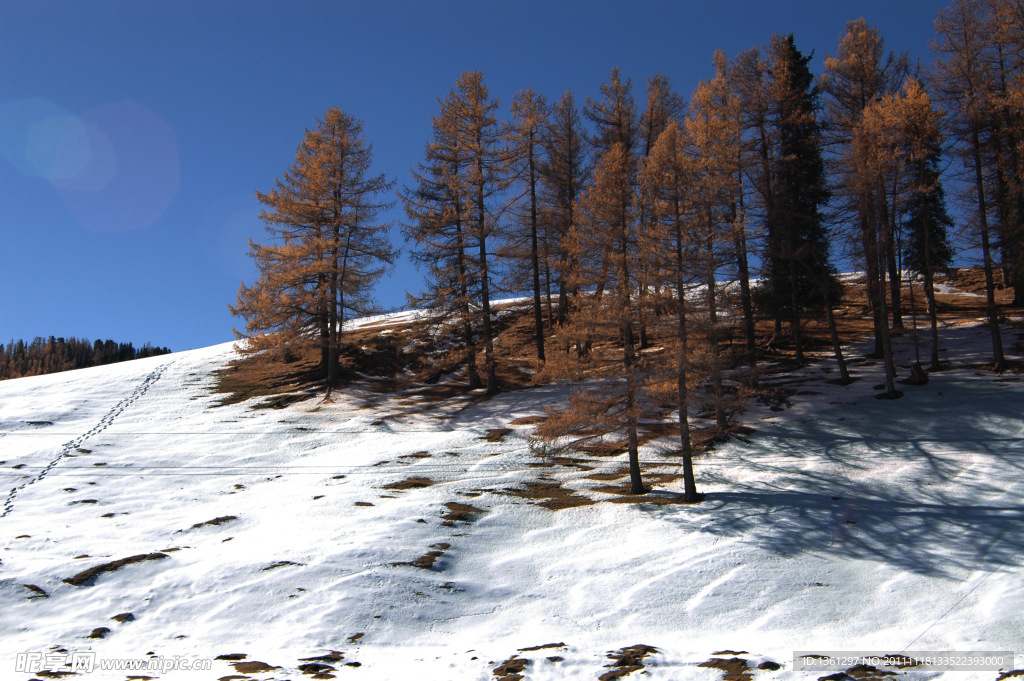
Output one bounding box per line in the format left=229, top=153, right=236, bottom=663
left=0, top=337, right=171, bottom=380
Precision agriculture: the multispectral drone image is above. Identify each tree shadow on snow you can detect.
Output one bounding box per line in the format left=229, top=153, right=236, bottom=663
left=653, top=374, right=1024, bottom=578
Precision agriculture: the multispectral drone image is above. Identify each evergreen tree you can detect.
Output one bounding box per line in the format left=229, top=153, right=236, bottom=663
left=758, top=34, right=840, bottom=366
left=0, top=336, right=170, bottom=381
left=985, top=0, right=1024, bottom=306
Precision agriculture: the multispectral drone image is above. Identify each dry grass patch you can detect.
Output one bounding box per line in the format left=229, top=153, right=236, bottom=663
left=22, top=584, right=48, bottom=599
left=64, top=553, right=169, bottom=586
left=493, top=655, right=529, bottom=677
left=441, top=502, right=485, bottom=522
left=398, top=451, right=432, bottom=460
left=232, top=661, right=281, bottom=674
left=527, top=455, right=594, bottom=471
left=382, top=477, right=436, bottom=490
left=483, top=428, right=513, bottom=442
left=599, top=645, right=658, bottom=680
left=212, top=351, right=323, bottom=407
left=394, top=542, right=451, bottom=570
left=190, top=515, right=237, bottom=529
left=518, top=642, right=566, bottom=652
left=499, top=481, right=596, bottom=511
left=698, top=657, right=752, bottom=681
left=262, top=560, right=304, bottom=571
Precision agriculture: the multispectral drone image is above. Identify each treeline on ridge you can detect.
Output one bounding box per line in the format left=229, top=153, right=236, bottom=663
left=232, top=0, right=1023, bottom=497
left=0, top=337, right=171, bottom=381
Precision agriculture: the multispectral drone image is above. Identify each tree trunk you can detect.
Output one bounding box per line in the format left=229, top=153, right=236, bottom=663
left=528, top=133, right=545, bottom=363
left=319, top=292, right=329, bottom=377
left=675, top=201, right=697, bottom=502
left=971, top=128, right=1006, bottom=370
left=860, top=209, right=885, bottom=358
left=612, top=203, right=645, bottom=495
left=922, top=200, right=942, bottom=371
left=706, top=213, right=727, bottom=429
left=876, top=212, right=899, bottom=397
left=623, top=318, right=645, bottom=495
left=822, top=280, right=850, bottom=382
left=879, top=180, right=904, bottom=331
left=543, top=234, right=554, bottom=330
left=454, top=212, right=480, bottom=390
left=733, top=194, right=756, bottom=373
left=327, top=243, right=339, bottom=389
left=788, top=259, right=804, bottom=364
left=477, top=153, right=498, bottom=394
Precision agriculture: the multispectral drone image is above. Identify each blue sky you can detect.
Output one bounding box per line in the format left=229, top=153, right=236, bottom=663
left=1, top=1, right=949, bottom=351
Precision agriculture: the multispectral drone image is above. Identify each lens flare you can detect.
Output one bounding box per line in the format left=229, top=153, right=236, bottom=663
left=56, top=100, right=180, bottom=232
left=0, top=97, right=179, bottom=232
left=0, top=98, right=71, bottom=178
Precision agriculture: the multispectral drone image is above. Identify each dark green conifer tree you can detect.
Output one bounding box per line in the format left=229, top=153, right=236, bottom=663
left=755, top=34, right=840, bottom=365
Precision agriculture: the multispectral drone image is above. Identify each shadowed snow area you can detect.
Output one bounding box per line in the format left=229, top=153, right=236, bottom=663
left=0, top=323, right=1022, bottom=680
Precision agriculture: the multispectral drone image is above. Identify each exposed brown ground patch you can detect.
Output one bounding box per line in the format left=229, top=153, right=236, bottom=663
left=262, top=560, right=304, bottom=571
left=212, top=351, right=324, bottom=407
left=398, top=451, right=432, bottom=460
left=699, top=657, right=752, bottom=681
left=394, top=542, right=451, bottom=570
left=297, top=661, right=336, bottom=675
left=210, top=268, right=1021, bottom=422
left=583, top=469, right=629, bottom=481
left=232, top=661, right=281, bottom=674
left=190, top=515, right=237, bottom=529
left=528, top=455, right=595, bottom=470
left=493, top=655, right=529, bottom=677
left=499, top=481, right=596, bottom=511
left=843, top=664, right=896, bottom=678
left=22, top=584, right=48, bottom=599
left=483, top=428, right=514, bottom=442
left=382, top=477, right=436, bottom=490
left=441, top=502, right=485, bottom=522
left=64, top=553, right=170, bottom=586
left=300, top=651, right=345, bottom=663
left=518, top=642, right=566, bottom=651
left=600, top=644, right=658, bottom=680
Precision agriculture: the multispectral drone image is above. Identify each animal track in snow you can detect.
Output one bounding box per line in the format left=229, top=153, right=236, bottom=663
left=0, top=361, right=174, bottom=518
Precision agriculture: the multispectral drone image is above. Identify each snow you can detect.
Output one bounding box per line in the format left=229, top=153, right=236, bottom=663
left=1, top=316, right=1022, bottom=680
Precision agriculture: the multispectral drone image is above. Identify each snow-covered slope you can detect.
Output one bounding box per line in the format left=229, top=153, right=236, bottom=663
left=1, top=321, right=1023, bottom=680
